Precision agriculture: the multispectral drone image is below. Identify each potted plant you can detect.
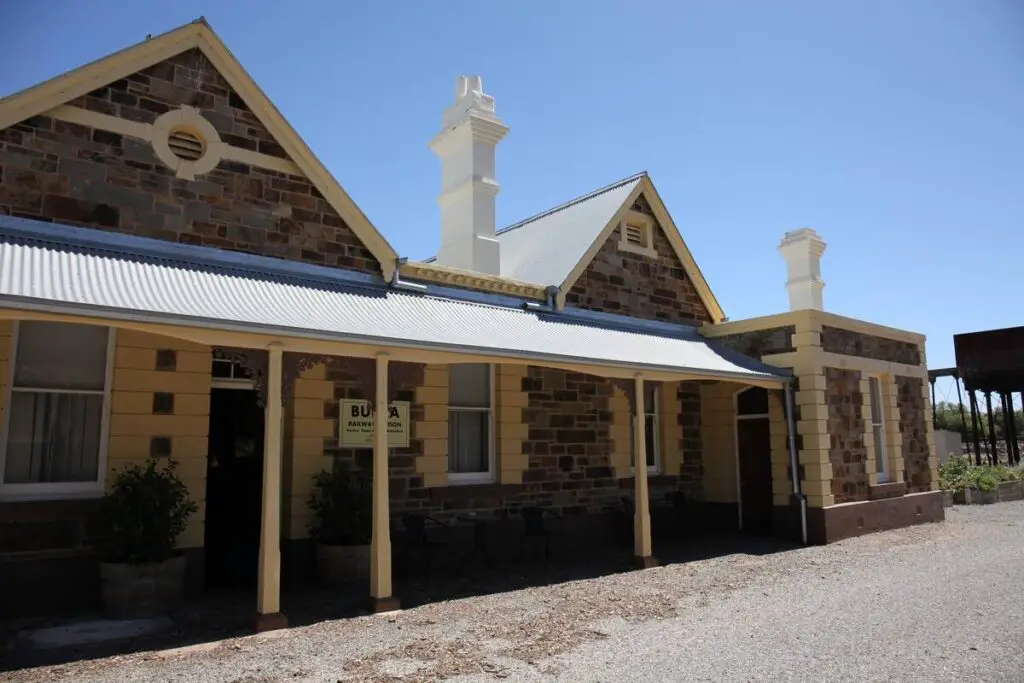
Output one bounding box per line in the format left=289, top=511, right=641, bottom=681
left=96, top=459, right=197, bottom=618
left=308, top=458, right=372, bottom=585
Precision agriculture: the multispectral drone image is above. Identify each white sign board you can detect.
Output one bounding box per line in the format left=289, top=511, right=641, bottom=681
left=338, top=399, right=410, bottom=449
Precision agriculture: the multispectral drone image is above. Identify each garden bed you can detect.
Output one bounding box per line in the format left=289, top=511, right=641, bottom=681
left=940, top=456, right=1024, bottom=507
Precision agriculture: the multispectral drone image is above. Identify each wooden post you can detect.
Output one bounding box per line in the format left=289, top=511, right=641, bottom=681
left=255, top=345, right=287, bottom=632
left=633, top=374, right=656, bottom=567
left=368, top=353, right=399, bottom=612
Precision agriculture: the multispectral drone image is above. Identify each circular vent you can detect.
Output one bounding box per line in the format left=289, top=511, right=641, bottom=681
left=167, top=129, right=205, bottom=161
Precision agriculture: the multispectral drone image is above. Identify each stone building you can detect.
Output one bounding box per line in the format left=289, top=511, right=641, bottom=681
left=0, top=20, right=940, bottom=627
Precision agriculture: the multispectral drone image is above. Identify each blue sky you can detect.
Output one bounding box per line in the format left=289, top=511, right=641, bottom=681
left=1, top=1, right=1021, bottom=393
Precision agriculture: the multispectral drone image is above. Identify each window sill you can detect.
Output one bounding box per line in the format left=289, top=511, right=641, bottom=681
left=0, top=486, right=103, bottom=504
left=869, top=481, right=907, bottom=500
left=447, top=473, right=496, bottom=486
left=617, top=241, right=658, bottom=259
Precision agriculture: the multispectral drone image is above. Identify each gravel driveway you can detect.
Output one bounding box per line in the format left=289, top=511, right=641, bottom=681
left=4, top=502, right=1022, bottom=683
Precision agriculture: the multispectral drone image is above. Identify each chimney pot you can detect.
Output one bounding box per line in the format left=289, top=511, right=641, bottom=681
left=778, top=228, right=827, bottom=311
left=429, top=75, right=508, bottom=275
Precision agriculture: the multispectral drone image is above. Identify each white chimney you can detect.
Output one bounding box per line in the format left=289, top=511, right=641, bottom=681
left=778, top=228, right=827, bottom=311
left=429, top=75, right=508, bottom=275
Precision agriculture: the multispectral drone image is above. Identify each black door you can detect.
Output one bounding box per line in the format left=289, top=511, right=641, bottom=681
left=737, top=417, right=774, bottom=533
left=736, top=388, right=773, bottom=534
left=205, top=388, right=265, bottom=588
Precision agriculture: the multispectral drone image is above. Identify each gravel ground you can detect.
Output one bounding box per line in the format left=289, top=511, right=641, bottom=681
left=4, top=502, right=1022, bottom=683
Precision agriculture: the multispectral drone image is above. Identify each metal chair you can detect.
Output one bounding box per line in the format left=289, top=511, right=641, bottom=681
left=519, top=506, right=561, bottom=561
left=401, top=514, right=452, bottom=577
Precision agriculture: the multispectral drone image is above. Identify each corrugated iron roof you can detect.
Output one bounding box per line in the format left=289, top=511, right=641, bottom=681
left=0, top=216, right=785, bottom=382
left=423, top=173, right=643, bottom=287
left=494, top=173, right=643, bottom=285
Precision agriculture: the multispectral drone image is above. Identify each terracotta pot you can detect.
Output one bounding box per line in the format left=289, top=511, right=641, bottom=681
left=100, top=555, right=187, bottom=619
left=316, top=543, right=370, bottom=585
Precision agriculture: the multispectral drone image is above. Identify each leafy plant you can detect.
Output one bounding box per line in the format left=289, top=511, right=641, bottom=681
left=308, top=458, right=372, bottom=546
left=939, top=455, right=972, bottom=492
left=96, top=459, right=197, bottom=564
left=974, top=472, right=998, bottom=492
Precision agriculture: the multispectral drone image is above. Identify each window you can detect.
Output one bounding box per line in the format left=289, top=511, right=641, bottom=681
left=617, top=212, right=657, bottom=257
left=1, top=322, right=113, bottom=497
left=448, top=364, right=494, bottom=483
left=630, top=385, right=660, bottom=474
left=868, top=377, right=888, bottom=482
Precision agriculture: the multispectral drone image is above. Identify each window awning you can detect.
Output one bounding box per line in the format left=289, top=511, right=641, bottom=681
left=0, top=217, right=789, bottom=385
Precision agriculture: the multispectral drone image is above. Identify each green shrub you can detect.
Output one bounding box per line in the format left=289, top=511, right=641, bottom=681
left=308, top=458, right=372, bottom=546
left=939, top=455, right=972, bottom=491
left=975, top=472, right=998, bottom=492
left=97, top=459, right=197, bottom=564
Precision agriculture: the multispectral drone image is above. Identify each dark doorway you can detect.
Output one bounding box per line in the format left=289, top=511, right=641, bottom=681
left=205, top=387, right=265, bottom=588
left=736, top=388, right=773, bottom=534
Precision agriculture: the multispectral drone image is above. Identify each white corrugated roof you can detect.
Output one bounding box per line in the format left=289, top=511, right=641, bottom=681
left=0, top=216, right=785, bottom=382
left=494, top=174, right=643, bottom=285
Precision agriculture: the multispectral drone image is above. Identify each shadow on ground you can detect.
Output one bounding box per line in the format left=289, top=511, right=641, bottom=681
left=1, top=530, right=799, bottom=672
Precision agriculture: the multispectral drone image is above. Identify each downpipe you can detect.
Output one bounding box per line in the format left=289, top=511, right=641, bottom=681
left=784, top=380, right=808, bottom=545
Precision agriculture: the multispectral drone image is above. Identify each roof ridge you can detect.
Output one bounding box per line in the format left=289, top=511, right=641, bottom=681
left=495, top=171, right=646, bottom=237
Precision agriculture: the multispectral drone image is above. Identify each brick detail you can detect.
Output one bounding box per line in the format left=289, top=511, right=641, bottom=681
left=109, top=329, right=212, bottom=548
left=564, top=194, right=712, bottom=325
left=521, top=368, right=620, bottom=514
left=0, top=50, right=379, bottom=273
left=496, top=364, right=528, bottom=484
left=677, top=381, right=703, bottom=500
left=715, top=326, right=795, bottom=358
left=414, top=364, right=449, bottom=488
left=820, top=326, right=921, bottom=365
left=825, top=367, right=869, bottom=503
left=897, top=376, right=933, bottom=493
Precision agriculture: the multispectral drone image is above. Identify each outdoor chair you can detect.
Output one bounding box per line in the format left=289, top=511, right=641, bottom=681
left=665, top=490, right=688, bottom=538
left=400, top=514, right=452, bottom=577
left=518, top=506, right=562, bottom=561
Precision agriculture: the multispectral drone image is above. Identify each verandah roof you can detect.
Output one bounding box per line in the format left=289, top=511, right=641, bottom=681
left=0, top=216, right=788, bottom=384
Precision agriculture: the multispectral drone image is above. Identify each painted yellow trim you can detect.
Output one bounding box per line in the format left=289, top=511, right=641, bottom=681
left=46, top=104, right=303, bottom=176
left=701, top=310, right=819, bottom=338
left=47, top=104, right=151, bottom=139
left=400, top=261, right=547, bottom=300
left=812, top=310, right=925, bottom=347
left=0, top=308, right=788, bottom=387
left=0, top=19, right=398, bottom=280
left=702, top=310, right=925, bottom=354
left=556, top=176, right=726, bottom=323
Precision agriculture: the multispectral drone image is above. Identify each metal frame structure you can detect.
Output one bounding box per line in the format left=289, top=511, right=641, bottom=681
left=928, top=325, right=1024, bottom=466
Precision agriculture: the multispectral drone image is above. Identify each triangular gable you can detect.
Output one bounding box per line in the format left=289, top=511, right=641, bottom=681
left=0, top=18, right=399, bottom=279
left=495, top=174, right=643, bottom=285
left=556, top=175, right=726, bottom=323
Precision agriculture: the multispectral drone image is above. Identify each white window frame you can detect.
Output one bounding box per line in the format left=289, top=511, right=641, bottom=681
left=617, top=211, right=658, bottom=259
left=211, top=356, right=256, bottom=391
left=0, top=322, right=116, bottom=500
left=631, top=385, right=660, bottom=476
left=447, top=364, right=496, bottom=485
left=868, top=375, right=889, bottom=483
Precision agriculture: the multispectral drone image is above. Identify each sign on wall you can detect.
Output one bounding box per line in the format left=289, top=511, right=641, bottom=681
left=338, top=399, right=410, bottom=449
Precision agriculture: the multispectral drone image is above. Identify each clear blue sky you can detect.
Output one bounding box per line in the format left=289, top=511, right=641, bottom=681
left=1, top=1, right=1022, bottom=388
